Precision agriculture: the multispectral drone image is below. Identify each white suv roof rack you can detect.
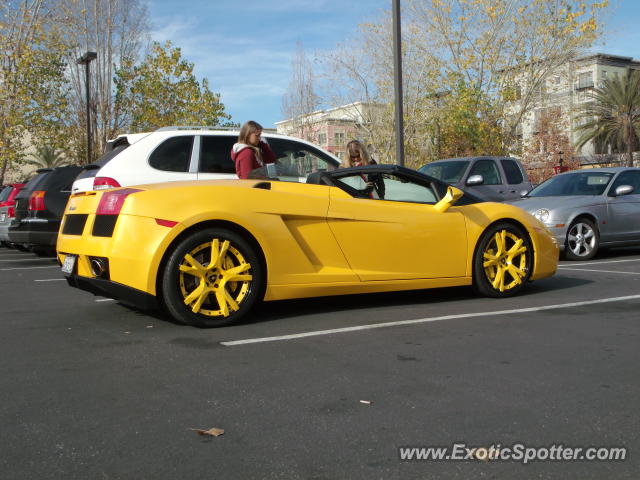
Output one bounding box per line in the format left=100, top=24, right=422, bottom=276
left=155, top=125, right=277, bottom=133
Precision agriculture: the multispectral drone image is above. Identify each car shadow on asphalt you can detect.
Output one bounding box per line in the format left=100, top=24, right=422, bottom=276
left=246, top=275, right=592, bottom=326
left=114, top=275, right=591, bottom=328
left=592, top=245, right=640, bottom=260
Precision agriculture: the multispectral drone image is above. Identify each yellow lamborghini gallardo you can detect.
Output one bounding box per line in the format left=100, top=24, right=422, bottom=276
left=57, top=165, right=558, bottom=327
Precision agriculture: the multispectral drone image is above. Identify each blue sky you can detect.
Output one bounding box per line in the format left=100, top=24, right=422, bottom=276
left=148, top=0, right=640, bottom=129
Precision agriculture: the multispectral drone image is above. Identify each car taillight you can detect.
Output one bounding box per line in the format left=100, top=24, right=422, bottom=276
left=29, top=191, right=46, bottom=211
left=94, top=177, right=121, bottom=190
left=96, top=188, right=142, bottom=215
left=7, top=206, right=15, bottom=217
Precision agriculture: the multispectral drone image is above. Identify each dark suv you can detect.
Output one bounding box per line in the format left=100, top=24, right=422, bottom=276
left=419, top=156, right=533, bottom=201
left=8, top=166, right=83, bottom=252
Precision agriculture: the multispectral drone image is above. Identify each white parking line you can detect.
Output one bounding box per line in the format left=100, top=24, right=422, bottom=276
left=0, top=265, right=58, bottom=271
left=34, top=278, right=66, bottom=282
left=221, top=294, right=640, bottom=346
left=557, top=268, right=640, bottom=275
left=558, top=258, right=640, bottom=267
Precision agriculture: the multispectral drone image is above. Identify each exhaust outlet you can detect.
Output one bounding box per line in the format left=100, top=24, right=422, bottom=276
left=89, top=257, right=109, bottom=278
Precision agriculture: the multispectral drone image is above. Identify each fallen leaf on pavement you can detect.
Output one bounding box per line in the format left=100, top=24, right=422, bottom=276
left=189, top=427, right=225, bottom=437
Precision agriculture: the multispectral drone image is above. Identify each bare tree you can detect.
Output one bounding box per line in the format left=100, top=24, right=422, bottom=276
left=62, top=0, right=149, bottom=163
left=319, top=0, right=608, bottom=166
left=281, top=41, right=319, bottom=141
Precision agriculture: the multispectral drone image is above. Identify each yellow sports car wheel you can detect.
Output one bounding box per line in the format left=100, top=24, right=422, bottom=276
left=161, top=228, right=265, bottom=327
left=473, top=222, right=532, bottom=298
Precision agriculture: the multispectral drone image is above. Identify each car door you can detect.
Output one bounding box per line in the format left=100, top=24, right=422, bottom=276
left=466, top=159, right=504, bottom=201
left=326, top=171, right=468, bottom=281
left=605, top=170, right=640, bottom=242
left=268, top=138, right=338, bottom=182
left=197, top=135, right=238, bottom=179
left=142, top=135, right=198, bottom=184
left=500, top=158, right=531, bottom=199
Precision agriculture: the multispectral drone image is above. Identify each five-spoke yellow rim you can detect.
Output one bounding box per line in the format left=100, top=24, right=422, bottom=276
left=482, top=230, right=528, bottom=292
left=178, top=238, right=253, bottom=317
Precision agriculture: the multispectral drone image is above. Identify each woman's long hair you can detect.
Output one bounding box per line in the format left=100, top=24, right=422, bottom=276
left=238, top=120, right=263, bottom=162
left=238, top=120, right=263, bottom=145
left=345, top=140, right=373, bottom=167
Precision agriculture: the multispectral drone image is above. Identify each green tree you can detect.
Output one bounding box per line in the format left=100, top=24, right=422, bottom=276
left=25, top=145, right=68, bottom=171
left=575, top=69, right=640, bottom=167
left=0, top=0, right=71, bottom=184
left=115, top=41, right=233, bottom=131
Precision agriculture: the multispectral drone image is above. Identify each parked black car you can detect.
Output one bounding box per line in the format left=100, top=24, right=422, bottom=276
left=8, top=166, right=83, bottom=253
left=419, top=156, right=533, bottom=201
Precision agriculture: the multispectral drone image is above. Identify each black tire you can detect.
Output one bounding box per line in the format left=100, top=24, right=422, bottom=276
left=161, top=228, right=265, bottom=327
left=564, top=218, right=599, bottom=261
left=473, top=222, right=533, bottom=298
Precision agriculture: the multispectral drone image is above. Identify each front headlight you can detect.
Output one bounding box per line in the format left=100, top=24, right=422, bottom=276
left=533, top=208, right=550, bottom=222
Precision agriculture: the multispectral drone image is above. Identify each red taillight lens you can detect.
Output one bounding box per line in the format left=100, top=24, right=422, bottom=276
left=94, top=177, right=121, bottom=190
left=96, top=188, right=142, bottom=215
left=7, top=206, right=15, bottom=217
left=29, top=191, right=46, bottom=211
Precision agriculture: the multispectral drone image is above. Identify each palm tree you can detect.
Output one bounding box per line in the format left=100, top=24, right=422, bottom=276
left=26, top=145, right=68, bottom=170
left=575, top=69, right=640, bottom=167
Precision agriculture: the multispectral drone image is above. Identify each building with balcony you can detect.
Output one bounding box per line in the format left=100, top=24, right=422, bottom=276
left=511, top=53, right=640, bottom=166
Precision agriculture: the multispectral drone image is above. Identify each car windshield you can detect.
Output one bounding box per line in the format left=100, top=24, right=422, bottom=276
left=528, top=172, right=613, bottom=197
left=419, top=161, right=469, bottom=183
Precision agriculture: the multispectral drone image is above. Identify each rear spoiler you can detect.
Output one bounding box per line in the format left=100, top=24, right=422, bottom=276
left=105, top=132, right=152, bottom=152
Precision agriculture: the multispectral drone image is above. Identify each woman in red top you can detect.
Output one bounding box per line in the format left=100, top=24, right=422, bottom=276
left=231, top=121, right=277, bottom=179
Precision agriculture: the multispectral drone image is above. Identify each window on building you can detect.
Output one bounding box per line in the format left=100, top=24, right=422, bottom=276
left=533, top=82, right=546, bottom=97
left=318, top=133, right=327, bottom=145
left=577, top=71, right=594, bottom=89
left=334, top=132, right=345, bottom=145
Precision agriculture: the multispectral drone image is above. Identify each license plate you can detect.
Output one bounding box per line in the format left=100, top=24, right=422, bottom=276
left=61, top=255, right=76, bottom=275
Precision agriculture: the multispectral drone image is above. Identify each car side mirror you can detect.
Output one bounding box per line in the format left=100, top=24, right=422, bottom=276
left=612, top=184, right=634, bottom=196
left=466, top=174, right=483, bottom=186
left=434, top=186, right=464, bottom=213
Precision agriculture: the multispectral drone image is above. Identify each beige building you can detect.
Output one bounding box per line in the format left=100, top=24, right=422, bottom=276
left=276, top=102, right=378, bottom=162
left=512, top=53, right=640, bottom=165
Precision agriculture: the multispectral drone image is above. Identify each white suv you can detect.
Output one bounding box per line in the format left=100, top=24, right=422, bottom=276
left=72, top=127, right=342, bottom=192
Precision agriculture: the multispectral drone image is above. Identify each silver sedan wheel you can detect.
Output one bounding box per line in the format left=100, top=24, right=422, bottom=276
left=565, top=220, right=598, bottom=260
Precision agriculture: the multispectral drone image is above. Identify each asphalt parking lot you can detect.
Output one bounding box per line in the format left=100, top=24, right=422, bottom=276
left=1, top=246, right=639, bottom=479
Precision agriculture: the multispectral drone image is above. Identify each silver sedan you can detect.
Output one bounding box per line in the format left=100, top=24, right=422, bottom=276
left=506, top=167, right=640, bottom=260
